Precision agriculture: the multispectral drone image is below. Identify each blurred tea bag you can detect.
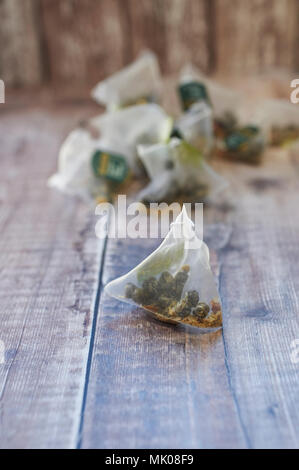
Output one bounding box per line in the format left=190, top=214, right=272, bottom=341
left=91, top=50, right=162, bottom=111
left=252, top=99, right=299, bottom=147
left=137, top=138, right=227, bottom=203
left=48, top=128, right=131, bottom=202
left=217, top=125, right=266, bottom=165
left=176, top=65, right=214, bottom=156
left=178, top=65, right=265, bottom=164
left=178, top=64, right=242, bottom=121
left=105, top=206, right=223, bottom=329
left=137, top=142, right=176, bottom=202
left=91, top=104, right=172, bottom=176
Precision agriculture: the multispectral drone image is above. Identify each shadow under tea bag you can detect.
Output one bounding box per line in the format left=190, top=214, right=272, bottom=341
left=91, top=50, right=162, bottom=111
left=105, top=207, right=223, bottom=329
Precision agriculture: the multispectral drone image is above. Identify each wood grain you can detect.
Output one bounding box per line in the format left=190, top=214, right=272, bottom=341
left=1, top=0, right=298, bottom=88
left=0, top=104, right=102, bottom=448
left=214, top=0, right=299, bottom=75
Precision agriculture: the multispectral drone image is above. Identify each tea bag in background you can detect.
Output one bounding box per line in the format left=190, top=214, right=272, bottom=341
left=105, top=206, right=223, bottom=329
left=217, top=125, right=265, bottom=165
left=176, top=65, right=214, bottom=156
left=91, top=50, right=162, bottom=111
left=91, top=104, right=173, bottom=176
left=137, top=138, right=227, bottom=203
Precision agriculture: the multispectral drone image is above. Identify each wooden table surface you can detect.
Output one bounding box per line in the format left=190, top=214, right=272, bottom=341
left=0, top=97, right=298, bottom=449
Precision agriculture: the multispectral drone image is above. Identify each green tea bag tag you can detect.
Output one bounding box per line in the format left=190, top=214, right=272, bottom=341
left=92, top=150, right=129, bottom=182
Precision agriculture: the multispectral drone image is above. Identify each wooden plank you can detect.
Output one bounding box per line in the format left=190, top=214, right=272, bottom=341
left=0, top=104, right=104, bottom=448
left=0, top=0, right=43, bottom=86
left=214, top=0, right=298, bottom=75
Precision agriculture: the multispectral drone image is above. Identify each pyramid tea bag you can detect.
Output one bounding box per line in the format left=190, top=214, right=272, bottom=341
left=49, top=104, right=172, bottom=200
left=48, top=128, right=131, bottom=202
left=252, top=99, right=299, bottom=147
left=178, top=64, right=242, bottom=121
left=91, top=104, right=172, bottom=176
left=174, top=101, right=214, bottom=156
left=105, top=207, right=223, bottom=329
left=217, top=124, right=265, bottom=165
left=91, top=50, right=162, bottom=111
left=176, top=66, right=214, bottom=156
left=136, top=138, right=227, bottom=203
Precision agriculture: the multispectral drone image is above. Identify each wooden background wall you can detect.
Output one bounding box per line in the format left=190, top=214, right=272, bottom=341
left=0, top=0, right=298, bottom=89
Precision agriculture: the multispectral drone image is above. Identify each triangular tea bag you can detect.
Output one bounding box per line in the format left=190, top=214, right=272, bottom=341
left=105, top=207, right=222, bottom=329
left=91, top=50, right=162, bottom=111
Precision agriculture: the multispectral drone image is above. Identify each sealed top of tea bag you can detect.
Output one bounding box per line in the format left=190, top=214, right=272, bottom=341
left=91, top=50, right=162, bottom=111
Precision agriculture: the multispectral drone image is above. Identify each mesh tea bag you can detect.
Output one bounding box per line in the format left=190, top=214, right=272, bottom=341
left=105, top=206, right=223, bottom=329
left=91, top=104, right=172, bottom=175
left=178, top=64, right=242, bottom=121
left=137, top=138, right=227, bottom=203
left=48, top=128, right=131, bottom=202
left=91, top=50, right=162, bottom=111
left=174, top=101, right=214, bottom=156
